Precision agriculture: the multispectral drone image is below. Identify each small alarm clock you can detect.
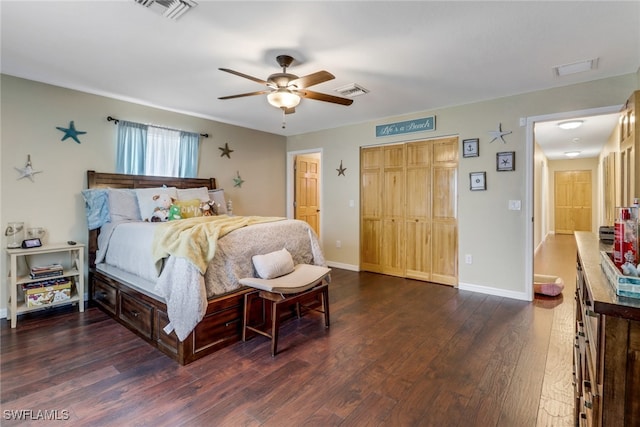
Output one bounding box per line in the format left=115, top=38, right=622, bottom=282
left=21, top=238, right=42, bottom=249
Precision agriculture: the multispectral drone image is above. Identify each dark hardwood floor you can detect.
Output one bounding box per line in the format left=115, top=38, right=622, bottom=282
left=1, top=236, right=575, bottom=426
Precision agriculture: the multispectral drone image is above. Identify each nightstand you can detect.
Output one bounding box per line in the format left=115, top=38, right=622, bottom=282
left=6, top=242, right=85, bottom=328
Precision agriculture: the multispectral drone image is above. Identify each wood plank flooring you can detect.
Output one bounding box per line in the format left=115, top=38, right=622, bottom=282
left=1, top=236, right=575, bottom=426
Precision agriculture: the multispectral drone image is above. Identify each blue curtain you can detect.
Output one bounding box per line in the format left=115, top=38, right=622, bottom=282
left=178, top=131, right=199, bottom=178
left=115, top=121, right=200, bottom=177
left=116, top=120, right=148, bottom=175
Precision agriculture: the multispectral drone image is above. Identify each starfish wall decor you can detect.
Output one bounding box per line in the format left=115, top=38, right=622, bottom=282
left=219, top=143, right=233, bottom=158
left=56, top=120, right=86, bottom=144
left=233, top=171, right=244, bottom=188
left=488, top=123, right=512, bottom=144
left=15, top=155, right=42, bottom=181
left=336, top=160, right=347, bottom=176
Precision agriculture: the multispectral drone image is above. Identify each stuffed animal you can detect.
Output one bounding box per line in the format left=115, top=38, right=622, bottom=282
left=200, top=200, right=218, bottom=216
left=150, top=193, right=175, bottom=222
left=168, top=204, right=182, bottom=221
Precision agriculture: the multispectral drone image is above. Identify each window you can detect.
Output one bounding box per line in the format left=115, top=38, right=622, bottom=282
left=116, top=120, right=199, bottom=177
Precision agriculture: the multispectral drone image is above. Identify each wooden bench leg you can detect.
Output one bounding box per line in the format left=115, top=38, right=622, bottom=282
left=271, top=300, right=280, bottom=357
left=322, top=286, right=330, bottom=328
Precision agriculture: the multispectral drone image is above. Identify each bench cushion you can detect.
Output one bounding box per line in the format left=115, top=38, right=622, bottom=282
left=239, top=264, right=331, bottom=294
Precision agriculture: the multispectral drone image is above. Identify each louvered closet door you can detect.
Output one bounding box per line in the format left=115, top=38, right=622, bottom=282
left=381, top=145, right=406, bottom=276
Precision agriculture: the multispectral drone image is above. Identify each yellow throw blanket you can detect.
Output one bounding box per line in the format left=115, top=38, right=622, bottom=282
left=152, top=215, right=285, bottom=274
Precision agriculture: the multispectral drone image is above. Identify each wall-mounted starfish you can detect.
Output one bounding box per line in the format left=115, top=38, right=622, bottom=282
left=336, top=160, right=347, bottom=176
left=488, top=123, right=512, bottom=144
left=56, top=120, right=86, bottom=144
left=233, top=171, right=244, bottom=188
left=15, top=155, right=42, bottom=182
left=219, top=142, right=234, bottom=158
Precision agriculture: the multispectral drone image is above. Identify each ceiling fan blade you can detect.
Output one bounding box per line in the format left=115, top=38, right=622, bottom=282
left=298, top=89, right=353, bottom=106
left=218, top=68, right=269, bottom=86
left=289, top=71, right=334, bottom=89
left=218, top=90, right=272, bottom=100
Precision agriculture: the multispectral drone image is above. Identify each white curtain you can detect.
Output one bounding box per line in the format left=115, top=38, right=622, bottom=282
left=116, top=121, right=200, bottom=178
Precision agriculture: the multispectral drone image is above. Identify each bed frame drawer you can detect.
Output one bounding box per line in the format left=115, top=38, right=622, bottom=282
left=119, top=292, right=153, bottom=339
left=92, top=276, right=117, bottom=315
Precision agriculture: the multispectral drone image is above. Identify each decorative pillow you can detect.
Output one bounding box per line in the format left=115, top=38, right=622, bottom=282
left=172, top=199, right=203, bottom=219
left=135, top=187, right=178, bottom=222
left=208, top=189, right=227, bottom=214
left=177, top=187, right=209, bottom=202
left=81, top=189, right=110, bottom=230
left=252, top=248, right=295, bottom=279
left=107, top=188, right=141, bottom=222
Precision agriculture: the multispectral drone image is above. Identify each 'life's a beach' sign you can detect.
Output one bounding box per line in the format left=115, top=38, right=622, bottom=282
left=375, top=116, right=435, bottom=137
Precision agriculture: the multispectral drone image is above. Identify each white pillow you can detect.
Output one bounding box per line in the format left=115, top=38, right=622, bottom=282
left=177, top=187, right=209, bottom=202
left=208, top=189, right=227, bottom=214
left=135, top=187, right=178, bottom=222
left=252, top=248, right=295, bottom=279
left=108, top=188, right=141, bottom=222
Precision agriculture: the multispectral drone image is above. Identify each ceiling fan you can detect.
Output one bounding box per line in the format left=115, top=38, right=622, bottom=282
left=218, top=55, right=354, bottom=115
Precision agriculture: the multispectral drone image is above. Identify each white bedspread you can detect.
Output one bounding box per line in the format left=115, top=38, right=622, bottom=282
left=97, top=218, right=326, bottom=341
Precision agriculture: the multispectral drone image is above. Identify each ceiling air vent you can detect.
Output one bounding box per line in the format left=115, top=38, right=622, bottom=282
left=134, top=0, right=198, bottom=20
left=335, top=83, right=369, bottom=98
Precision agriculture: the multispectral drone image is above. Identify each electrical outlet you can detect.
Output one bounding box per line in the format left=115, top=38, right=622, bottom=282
left=336, top=240, right=341, bottom=248
left=465, top=254, right=473, bottom=264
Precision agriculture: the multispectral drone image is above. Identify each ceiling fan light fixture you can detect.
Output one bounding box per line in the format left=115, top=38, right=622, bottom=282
left=558, top=120, right=583, bottom=130
left=267, top=89, right=301, bottom=109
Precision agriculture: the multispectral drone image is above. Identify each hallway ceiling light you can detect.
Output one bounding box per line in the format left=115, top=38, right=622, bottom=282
left=558, top=120, right=583, bottom=130
left=564, top=151, right=581, bottom=158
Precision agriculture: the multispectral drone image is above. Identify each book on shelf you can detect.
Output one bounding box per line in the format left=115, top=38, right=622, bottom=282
left=22, top=277, right=71, bottom=291
left=30, top=263, right=63, bottom=279
left=31, top=263, right=63, bottom=271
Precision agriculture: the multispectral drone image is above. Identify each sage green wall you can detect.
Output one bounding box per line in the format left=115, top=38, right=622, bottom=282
left=287, top=73, right=638, bottom=297
left=0, top=74, right=286, bottom=314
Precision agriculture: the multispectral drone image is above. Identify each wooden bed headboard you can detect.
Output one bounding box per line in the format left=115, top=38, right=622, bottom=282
left=87, top=170, right=217, bottom=191
left=86, top=170, right=218, bottom=268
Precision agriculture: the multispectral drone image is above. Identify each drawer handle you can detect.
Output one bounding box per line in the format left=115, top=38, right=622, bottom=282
left=225, top=319, right=240, bottom=327
left=584, top=400, right=593, bottom=409
left=131, top=310, right=139, bottom=318
left=585, top=309, right=597, bottom=318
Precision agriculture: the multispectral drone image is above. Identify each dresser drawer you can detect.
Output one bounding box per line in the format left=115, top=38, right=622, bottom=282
left=119, top=292, right=153, bottom=339
left=92, top=276, right=117, bottom=315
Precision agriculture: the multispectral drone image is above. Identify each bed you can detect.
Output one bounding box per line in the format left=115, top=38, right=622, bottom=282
left=86, top=170, right=325, bottom=365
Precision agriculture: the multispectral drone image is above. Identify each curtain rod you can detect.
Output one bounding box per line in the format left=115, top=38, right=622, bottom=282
left=107, top=116, right=209, bottom=138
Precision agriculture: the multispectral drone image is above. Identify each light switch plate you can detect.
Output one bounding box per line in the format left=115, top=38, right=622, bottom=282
left=509, top=200, right=522, bottom=210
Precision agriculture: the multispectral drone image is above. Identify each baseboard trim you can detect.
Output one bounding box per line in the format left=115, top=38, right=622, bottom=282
left=458, top=282, right=532, bottom=301
left=326, top=261, right=359, bottom=272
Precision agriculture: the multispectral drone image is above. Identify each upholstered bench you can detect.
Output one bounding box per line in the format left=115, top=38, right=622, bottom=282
left=239, top=264, right=331, bottom=356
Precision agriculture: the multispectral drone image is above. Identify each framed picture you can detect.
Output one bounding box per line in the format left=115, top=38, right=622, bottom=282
left=470, top=171, right=486, bottom=191
left=462, top=138, right=479, bottom=158
left=497, top=151, right=515, bottom=171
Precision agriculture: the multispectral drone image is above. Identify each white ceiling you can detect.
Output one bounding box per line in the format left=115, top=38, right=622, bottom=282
left=1, top=1, right=639, bottom=159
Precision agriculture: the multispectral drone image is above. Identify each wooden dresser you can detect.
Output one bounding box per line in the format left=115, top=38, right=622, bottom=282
left=574, top=232, right=640, bottom=426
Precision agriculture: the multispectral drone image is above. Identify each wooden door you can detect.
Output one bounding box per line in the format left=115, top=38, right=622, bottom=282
left=555, top=170, right=592, bottom=234
left=295, top=155, right=320, bottom=237
left=382, top=145, right=406, bottom=276
left=405, top=141, right=432, bottom=281
left=360, top=147, right=383, bottom=272
left=430, top=137, right=458, bottom=285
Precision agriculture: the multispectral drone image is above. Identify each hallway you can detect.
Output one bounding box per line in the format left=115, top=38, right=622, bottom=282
left=534, top=233, right=578, bottom=426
